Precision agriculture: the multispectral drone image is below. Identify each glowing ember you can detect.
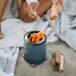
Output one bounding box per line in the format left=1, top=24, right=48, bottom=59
left=29, top=32, right=44, bottom=42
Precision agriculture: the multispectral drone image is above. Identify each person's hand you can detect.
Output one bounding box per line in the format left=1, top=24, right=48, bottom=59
left=26, top=2, right=40, bottom=20
left=47, top=0, right=63, bottom=14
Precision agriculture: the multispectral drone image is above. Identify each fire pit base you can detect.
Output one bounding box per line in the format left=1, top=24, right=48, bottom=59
left=24, top=54, right=46, bottom=65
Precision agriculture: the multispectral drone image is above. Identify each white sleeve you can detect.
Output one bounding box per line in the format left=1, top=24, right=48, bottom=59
left=26, top=0, right=39, bottom=5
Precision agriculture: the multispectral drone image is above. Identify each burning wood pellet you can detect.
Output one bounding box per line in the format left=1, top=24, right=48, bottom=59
left=28, top=31, right=44, bottom=42
left=28, top=28, right=54, bottom=42
left=51, top=50, right=64, bottom=72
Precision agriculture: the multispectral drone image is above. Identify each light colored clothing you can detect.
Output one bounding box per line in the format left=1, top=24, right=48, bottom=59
left=0, top=47, right=19, bottom=76
left=26, top=0, right=39, bottom=5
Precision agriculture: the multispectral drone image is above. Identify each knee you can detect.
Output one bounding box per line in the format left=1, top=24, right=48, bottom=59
left=18, top=8, right=36, bottom=22
left=19, top=14, right=36, bottom=22
left=17, top=1, right=36, bottom=22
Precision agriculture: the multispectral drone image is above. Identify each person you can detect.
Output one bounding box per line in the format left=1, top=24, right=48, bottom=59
left=0, top=0, right=63, bottom=39
left=0, top=0, right=63, bottom=22
left=17, top=0, right=63, bottom=22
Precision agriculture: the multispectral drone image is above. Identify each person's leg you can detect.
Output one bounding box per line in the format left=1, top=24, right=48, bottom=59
left=0, top=0, right=8, bottom=21
left=0, top=0, right=8, bottom=39
left=17, top=0, right=53, bottom=22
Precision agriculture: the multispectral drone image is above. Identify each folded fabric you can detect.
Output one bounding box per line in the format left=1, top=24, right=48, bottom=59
left=49, top=0, right=76, bottom=50
left=0, top=47, right=19, bottom=76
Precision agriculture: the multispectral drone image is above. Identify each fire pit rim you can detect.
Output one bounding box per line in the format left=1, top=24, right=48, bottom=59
left=24, top=30, right=47, bottom=46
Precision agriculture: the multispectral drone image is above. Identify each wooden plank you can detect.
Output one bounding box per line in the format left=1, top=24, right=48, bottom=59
left=51, top=57, right=56, bottom=66
left=56, top=50, right=61, bottom=64
left=59, top=55, right=64, bottom=72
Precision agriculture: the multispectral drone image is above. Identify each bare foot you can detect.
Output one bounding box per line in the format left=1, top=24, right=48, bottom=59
left=0, top=32, right=3, bottom=39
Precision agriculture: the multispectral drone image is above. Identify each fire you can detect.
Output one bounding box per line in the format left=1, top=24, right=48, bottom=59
left=29, top=32, right=44, bottom=42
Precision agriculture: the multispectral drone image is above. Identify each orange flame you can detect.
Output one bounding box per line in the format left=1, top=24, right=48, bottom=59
left=29, top=32, right=44, bottom=42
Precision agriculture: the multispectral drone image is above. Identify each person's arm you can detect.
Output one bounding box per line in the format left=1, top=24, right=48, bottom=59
left=0, top=0, right=8, bottom=39
left=26, top=0, right=39, bottom=5
left=26, top=0, right=40, bottom=19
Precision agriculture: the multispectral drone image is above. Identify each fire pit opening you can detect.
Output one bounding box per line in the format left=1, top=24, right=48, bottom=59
left=28, top=31, right=44, bottom=42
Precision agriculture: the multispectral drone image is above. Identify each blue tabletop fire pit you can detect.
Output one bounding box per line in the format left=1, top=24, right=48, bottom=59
left=24, top=31, right=47, bottom=65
